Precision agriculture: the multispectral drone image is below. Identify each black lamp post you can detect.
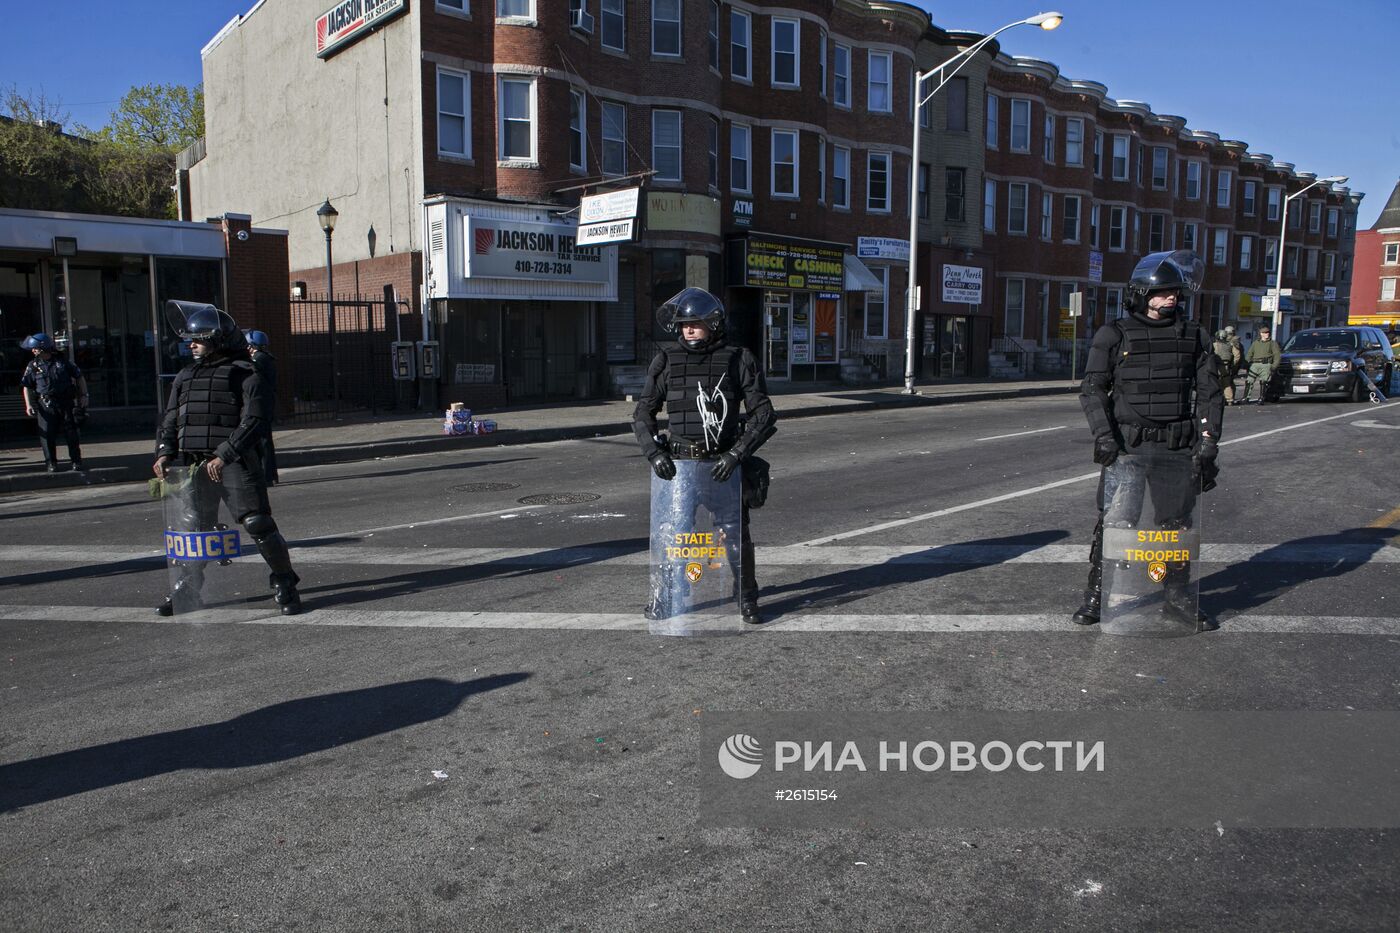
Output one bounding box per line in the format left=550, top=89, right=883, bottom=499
left=316, top=198, right=339, bottom=407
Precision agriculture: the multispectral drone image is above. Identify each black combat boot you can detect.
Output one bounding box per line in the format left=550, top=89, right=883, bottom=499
left=740, top=597, right=762, bottom=625
left=270, top=571, right=303, bottom=616
left=1071, top=563, right=1102, bottom=626
left=1162, top=566, right=1211, bottom=632
left=156, top=575, right=203, bottom=616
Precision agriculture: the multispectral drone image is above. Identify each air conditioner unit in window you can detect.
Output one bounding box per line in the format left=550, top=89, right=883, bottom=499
left=570, top=8, right=594, bottom=33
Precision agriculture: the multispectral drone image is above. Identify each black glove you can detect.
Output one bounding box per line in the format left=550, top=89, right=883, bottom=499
left=711, top=451, right=741, bottom=482
left=648, top=451, right=676, bottom=481
left=1193, top=436, right=1219, bottom=493
left=1092, top=435, right=1120, bottom=466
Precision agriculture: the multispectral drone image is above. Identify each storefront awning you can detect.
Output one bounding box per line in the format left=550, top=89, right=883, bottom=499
left=844, top=255, right=883, bottom=293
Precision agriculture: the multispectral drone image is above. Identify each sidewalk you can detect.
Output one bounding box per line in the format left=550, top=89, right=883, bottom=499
left=0, top=378, right=1077, bottom=494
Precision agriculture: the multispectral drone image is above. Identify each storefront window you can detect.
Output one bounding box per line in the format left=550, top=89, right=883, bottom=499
left=0, top=262, right=43, bottom=405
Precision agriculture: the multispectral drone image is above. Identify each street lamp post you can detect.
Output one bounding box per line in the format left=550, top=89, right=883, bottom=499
left=1271, top=174, right=1347, bottom=342
left=903, top=11, right=1063, bottom=394
left=317, top=198, right=340, bottom=409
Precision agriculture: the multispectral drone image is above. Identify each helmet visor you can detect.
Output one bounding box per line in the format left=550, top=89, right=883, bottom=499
left=1164, top=250, right=1205, bottom=293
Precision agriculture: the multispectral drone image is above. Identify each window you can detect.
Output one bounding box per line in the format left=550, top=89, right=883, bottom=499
left=1043, top=114, right=1055, bottom=162
left=944, top=167, right=964, bottom=222
left=1093, top=131, right=1103, bottom=176
left=1323, top=252, right=1336, bottom=282
left=601, top=0, right=625, bottom=50
left=772, top=17, right=799, bottom=87
left=1106, top=287, right=1122, bottom=320
left=1288, top=199, right=1301, bottom=228
left=833, top=44, right=850, bottom=107
left=1382, top=278, right=1398, bottom=301
left=1149, top=213, right=1165, bottom=252
left=707, top=2, right=719, bottom=70
left=438, top=0, right=465, bottom=9
left=601, top=101, right=626, bottom=175
left=498, top=0, right=530, bottom=17
left=917, top=163, right=930, bottom=218
left=1010, top=99, right=1030, bottom=152
left=1184, top=161, right=1201, bottom=200
left=1264, top=239, right=1277, bottom=278
left=1242, top=181, right=1257, bottom=216
left=728, top=123, right=750, bottom=192
left=865, top=267, right=888, bottom=338
left=1266, top=187, right=1282, bottom=221
left=1384, top=243, right=1399, bottom=265
left=1040, top=191, right=1052, bottom=239
left=1109, top=206, right=1125, bottom=251
left=1065, top=118, right=1084, bottom=166
left=652, top=0, right=680, bottom=56
left=1305, top=249, right=1318, bottom=279
left=918, top=75, right=931, bottom=128
left=652, top=109, right=681, bottom=181
left=707, top=117, right=718, bottom=188
left=833, top=146, right=849, bottom=208
left=1008, top=183, right=1028, bottom=235
left=1151, top=147, right=1168, bottom=189
left=1215, top=169, right=1231, bottom=208
left=1326, top=208, right=1339, bottom=238
left=1063, top=195, right=1080, bottom=242
left=868, top=51, right=891, bottom=112
left=867, top=151, right=890, bottom=211
left=772, top=129, right=798, bottom=197
left=818, top=30, right=827, bottom=97
left=1239, top=235, right=1252, bottom=270
left=816, top=142, right=826, bottom=203
left=1111, top=135, right=1128, bottom=180
left=986, top=94, right=998, bottom=148
left=436, top=67, right=469, bottom=159
left=1308, top=201, right=1322, bottom=233
left=729, top=10, right=750, bottom=79
left=1133, top=211, right=1140, bottom=252
left=498, top=76, right=534, bottom=161
left=983, top=179, right=996, bottom=232
left=1089, top=203, right=1100, bottom=247
left=1181, top=222, right=1197, bottom=253
left=1005, top=279, right=1026, bottom=338
left=1286, top=246, right=1299, bottom=277
left=1212, top=228, right=1228, bottom=265
left=946, top=77, right=967, bottom=132
left=568, top=90, right=585, bottom=170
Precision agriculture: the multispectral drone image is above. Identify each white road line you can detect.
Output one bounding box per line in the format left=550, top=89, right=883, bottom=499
left=1, top=604, right=1398, bottom=635
left=975, top=426, right=1067, bottom=442
left=306, top=504, right=547, bottom=540
left=798, top=405, right=1386, bottom=547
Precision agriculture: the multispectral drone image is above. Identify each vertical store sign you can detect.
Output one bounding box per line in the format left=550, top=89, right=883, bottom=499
left=316, top=0, right=408, bottom=58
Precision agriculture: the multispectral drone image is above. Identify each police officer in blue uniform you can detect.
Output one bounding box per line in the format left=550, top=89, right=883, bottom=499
left=19, top=333, right=88, bottom=472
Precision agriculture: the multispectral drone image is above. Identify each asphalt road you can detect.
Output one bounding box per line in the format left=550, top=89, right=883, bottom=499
left=2, top=394, right=1398, bottom=932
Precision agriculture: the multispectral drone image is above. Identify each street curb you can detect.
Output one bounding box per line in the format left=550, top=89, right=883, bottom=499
left=0, top=384, right=1075, bottom=494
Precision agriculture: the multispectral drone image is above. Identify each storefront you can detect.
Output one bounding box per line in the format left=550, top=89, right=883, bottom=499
left=423, top=197, right=619, bottom=403
left=912, top=249, right=992, bottom=379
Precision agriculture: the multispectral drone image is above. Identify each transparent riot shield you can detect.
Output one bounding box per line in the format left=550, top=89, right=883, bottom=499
left=1099, top=452, right=1204, bottom=638
left=648, top=460, right=745, bottom=636
left=161, top=464, right=275, bottom=619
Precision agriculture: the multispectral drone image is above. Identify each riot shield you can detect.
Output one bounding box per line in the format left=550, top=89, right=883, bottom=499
left=1357, top=368, right=1388, bottom=404
left=648, top=460, right=745, bottom=636
left=1099, top=452, right=1205, bottom=638
left=160, top=464, right=274, bottom=619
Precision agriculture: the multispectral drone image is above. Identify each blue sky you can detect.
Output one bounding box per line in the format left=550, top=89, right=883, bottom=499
left=2, top=0, right=1395, bottom=225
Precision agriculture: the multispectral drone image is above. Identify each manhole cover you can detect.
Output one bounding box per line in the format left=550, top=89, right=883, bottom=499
left=517, top=492, right=601, bottom=505
left=448, top=482, right=520, bottom=493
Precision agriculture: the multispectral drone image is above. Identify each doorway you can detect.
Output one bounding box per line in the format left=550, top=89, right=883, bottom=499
left=503, top=302, right=594, bottom=400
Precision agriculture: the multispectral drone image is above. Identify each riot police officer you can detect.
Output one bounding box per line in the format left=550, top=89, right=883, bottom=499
left=1073, top=251, right=1223, bottom=628
left=633, top=288, right=776, bottom=624
left=154, top=303, right=303, bottom=616
left=244, top=329, right=279, bottom=484
left=19, top=333, right=88, bottom=472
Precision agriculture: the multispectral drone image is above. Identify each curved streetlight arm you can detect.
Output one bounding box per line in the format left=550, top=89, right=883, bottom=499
left=1271, top=177, right=1344, bottom=339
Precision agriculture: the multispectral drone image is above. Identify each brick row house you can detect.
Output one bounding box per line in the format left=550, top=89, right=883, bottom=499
left=1349, top=179, right=1400, bottom=334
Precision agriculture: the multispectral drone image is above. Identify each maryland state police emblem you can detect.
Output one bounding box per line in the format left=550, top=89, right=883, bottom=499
left=1147, top=561, right=1168, bottom=584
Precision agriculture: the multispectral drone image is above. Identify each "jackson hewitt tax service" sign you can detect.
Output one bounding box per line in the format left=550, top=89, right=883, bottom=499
left=315, top=0, right=407, bottom=58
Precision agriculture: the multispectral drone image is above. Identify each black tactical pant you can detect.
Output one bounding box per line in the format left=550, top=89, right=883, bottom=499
left=35, top=399, right=81, bottom=467
left=1089, top=441, right=1197, bottom=567
left=169, top=452, right=295, bottom=595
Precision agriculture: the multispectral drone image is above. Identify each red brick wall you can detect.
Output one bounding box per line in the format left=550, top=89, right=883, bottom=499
left=222, top=215, right=294, bottom=416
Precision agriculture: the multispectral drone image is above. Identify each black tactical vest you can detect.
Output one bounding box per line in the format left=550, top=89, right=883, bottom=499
left=1111, top=314, right=1200, bottom=425
left=25, top=358, right=78, bottom=400
left=664, top=345, right=739, bottom=448
left=175, top=358, right=248, bottom=453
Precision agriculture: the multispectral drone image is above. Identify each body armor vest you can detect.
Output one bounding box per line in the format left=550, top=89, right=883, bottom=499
left=176, top=358, right=248, bottom=453
left=664, top=345, right=739, bottom=449
left=25, top=358, right=78, bottom=400
left=1111, top=315, right=1200, bottom=426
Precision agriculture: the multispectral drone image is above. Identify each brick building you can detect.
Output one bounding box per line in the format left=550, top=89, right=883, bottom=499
left=1349, top=179, right=1400, bottom=334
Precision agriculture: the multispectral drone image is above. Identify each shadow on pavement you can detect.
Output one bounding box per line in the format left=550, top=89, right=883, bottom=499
left=275, top=456, right=537, bottom=488
left=0, top=673, right=530, bottom=812
left=1201, top=526, right=1396, bottom=619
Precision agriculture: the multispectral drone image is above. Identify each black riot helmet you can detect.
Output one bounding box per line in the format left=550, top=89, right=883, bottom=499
left=1123, top=250, right=1205, bottom=316
left=657, top=287, right=727, bottom=351
left=165, top=300, right=247, bottom=356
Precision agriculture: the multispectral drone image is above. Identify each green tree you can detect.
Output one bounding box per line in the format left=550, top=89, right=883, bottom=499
left=0, top=87, right=88, bottom=212
left=97, top=83, right=204, bottom=152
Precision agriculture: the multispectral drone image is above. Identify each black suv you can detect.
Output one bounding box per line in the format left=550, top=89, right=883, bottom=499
left=1274, top=326, right=1395, bottom=401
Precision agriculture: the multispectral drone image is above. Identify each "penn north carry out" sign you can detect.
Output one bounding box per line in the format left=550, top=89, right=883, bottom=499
left=315, top=0, right=407, bottom=59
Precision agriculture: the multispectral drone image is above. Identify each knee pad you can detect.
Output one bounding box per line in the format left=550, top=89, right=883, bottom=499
left=242, top=512, right=279, bottom=540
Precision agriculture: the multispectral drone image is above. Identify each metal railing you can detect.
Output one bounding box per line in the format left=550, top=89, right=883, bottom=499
left=989, top=335, right=1032, bottom=379
left=284, top=293, right=397, bottom=423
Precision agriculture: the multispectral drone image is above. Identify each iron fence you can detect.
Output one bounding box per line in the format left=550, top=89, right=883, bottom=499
left=283, top=292, right=403, bottom=423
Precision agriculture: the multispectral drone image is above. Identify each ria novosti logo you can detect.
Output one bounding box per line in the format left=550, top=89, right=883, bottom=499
left=717, top=733, right=763, bottom=779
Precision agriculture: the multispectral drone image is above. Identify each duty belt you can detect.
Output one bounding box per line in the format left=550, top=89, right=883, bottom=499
left=668, top=438, right=721, bottom=460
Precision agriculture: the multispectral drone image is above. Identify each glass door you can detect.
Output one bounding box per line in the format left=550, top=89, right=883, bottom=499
left=763, top=291, right=790, bottom=379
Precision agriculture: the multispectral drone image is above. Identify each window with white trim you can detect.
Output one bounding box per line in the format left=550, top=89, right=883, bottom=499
left=729, top=123, right=750, bottom=192
left=1136, top=145, right=1143, bottom=186
left=1384, top=243, right=1399, bottom=265
left=1185, top=161, right=1201, bottom=200
left=707, top=2, right=719, bottom=70
left=1005, top=279, right=1026, bottom=339
left=1089, top=202, right=1100, bottom=247
left=1215, top=169, right=1231, bottom=208
left=865, top=267, right=888, bottom=338
left=1043, top=114, right=1055, bottom=162
left=772, top=17, right=799, bottom=87
left=1093, top=130, right=1103, bottom=176
left=1382, top=278, right=1397, bottom=301
left=1008, top=182, right=1027, bottom=235
left=729, top=10, right=750, bottom=80
left=772, top=129, right=798, bottom=197
left=651, top=109, right=681, bottom=181
left=652, top=0, right=680, bottom=56
left=946, top=77, right=967, bottom=132
left=1151, top=147, right=1168, bottom=189
left=867, top=51, right=891, bottom=112
left=1286, top=245, right=1299, bottom=276
left=1106, top=287, right=1122, bottom=320
left=568, top=90, right=586, bottom=171
left=1242, top=180, right=1257, bottom=216
left=1308, top=201, right=1322, bottom=233
left=1133, top=211, right=1140, bottom=253
left=1040, top=190, right=1052, bottom=239
left=1148, top=213, right=1165, bottom=252
left=1181, top=222, right=1197, bottom=253
left=498, top=0, right=530, bottom=17
left=1288, top=199, right=1301, bottom=227
left=1239, top=235, right=1252, bottom=270
left=1323, top=252, right=1336, bottom=282
left=1109, top=206, right=1125, bottom=251
left=918, top=163, right=930, bottom=218
left=833, top=44, right=849, bottom=107
left=601, top=101, right=626, bottom=175
left=707, top=117, right=718, bottom=188
left=983, top=178, right=996, bottom=232
left=1010, top=99, right=1030, bottom=152
left=601, top=0, right=625, bottom=50
left=818, top=30, right=827, bottom=97
left=1266, top=186, right=1281, bottom=221
left=986, top=94, right=998, bottom=148
left=1326, top=208, right=1339, bottom=238
left=1212, top=228, right=1228, bottom=265
left=1065, top=118, right=1083, bottom=166
left=833, top=146, right=849, bottom=208
left=866, top=151, right=890, bottom=211
left=1305, top=248, right=1318, bottom=279
left=438, top=0, right=465, bottom=9
left=945, top=166, right=964, bottom=222
left=498, top=76, right=535, bottom=161
left=1111, top=135, right=1128, bottom=180
left=1063, top=195, right=1080, bottom=242
left=1264, top=238, right=1277, bottom=277
left=436, top=67, right=469, bottom=159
